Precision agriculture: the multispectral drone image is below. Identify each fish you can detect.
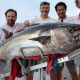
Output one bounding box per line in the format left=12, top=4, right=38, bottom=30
left=0, top=23, right=80, bottom=61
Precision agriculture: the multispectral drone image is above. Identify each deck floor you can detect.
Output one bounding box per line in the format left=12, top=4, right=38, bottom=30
left=6, top=64, right=79, bottom=80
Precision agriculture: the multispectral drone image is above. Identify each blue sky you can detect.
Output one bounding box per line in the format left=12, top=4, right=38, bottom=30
left=0, top=0, right=79, bottom=25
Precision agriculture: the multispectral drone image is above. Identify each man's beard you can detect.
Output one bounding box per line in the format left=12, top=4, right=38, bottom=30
left=76, top=3, right=80, bottom=8
left=7, top=20, right=15, bottom=27
left=77, top=5, right=80, bottom=8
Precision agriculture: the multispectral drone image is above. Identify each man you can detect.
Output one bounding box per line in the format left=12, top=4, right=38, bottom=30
left=74, top=0, right=80, bottom=61
left=0, top=9, right=24, bottom=42
left=24, top=1, right=58, bottom=80
left=55, top=2, right=72, bottom=22
left=54, top=2, right=78, bottom=80
left=70, top=0, right=80, bottom=24
left=24, top=1, right=57, bottom=27
left=70, top=0, right=80, bottom=80
left=0, top=9, right=25, bottom=80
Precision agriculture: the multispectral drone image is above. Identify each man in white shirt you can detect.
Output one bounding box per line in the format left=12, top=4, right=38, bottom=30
left=54, top=2, right=78, bottom=80
left=0, top=9, right=24, bottom=42
left=70, top=0, right=80, bottom=24
left=0, top=9, right=25, bottom=80
left=24, top=1, right=58, bottom=80
left=55, top=2, right=73, bottom=23
left=24, top=1, right=57, bottom=27
left=70, top=0, right=80, bottom=80
left=74, top=0, right=80, bottom=63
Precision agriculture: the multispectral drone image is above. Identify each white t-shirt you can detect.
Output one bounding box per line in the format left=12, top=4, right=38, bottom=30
left=30, top=16, right=57, bottom=25
left=69, top=14, right=80, bottom=24
left=0, top=23, right=24, bottom=42
left=58, top=15, right=80, bottom=65
left=57, top=16, right=73, bottom=23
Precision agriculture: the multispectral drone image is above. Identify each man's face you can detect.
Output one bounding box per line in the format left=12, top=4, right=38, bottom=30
left=40, top=5, right=50, bottom=17
left=56, top=5, right=66, bottom=19
left=6, top=11, right=17, bottom=27
left=76, top=0, right=80, bottom=8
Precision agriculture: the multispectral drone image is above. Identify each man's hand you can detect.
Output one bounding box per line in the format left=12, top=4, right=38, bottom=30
left=4, top=32, right=13, bottom=39
left=23, top=20, right=30, bottom=27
